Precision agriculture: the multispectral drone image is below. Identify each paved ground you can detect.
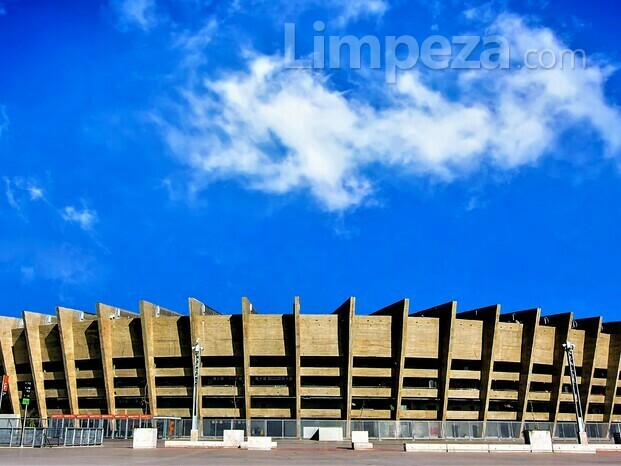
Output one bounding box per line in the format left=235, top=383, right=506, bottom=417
left=1, top=440, right=621, bottom=465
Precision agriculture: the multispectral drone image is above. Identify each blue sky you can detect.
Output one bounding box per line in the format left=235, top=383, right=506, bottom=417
left=0, top=0, right=620, bottom=320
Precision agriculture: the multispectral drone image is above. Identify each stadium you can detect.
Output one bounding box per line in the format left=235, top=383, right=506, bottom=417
left=0, top=297, right=619, bottom=440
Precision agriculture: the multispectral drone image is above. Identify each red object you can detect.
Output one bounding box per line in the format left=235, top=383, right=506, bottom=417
left=1, top=375, right=8, bottom=393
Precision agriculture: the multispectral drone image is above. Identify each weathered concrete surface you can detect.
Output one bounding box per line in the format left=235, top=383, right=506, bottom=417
left=0, top=295, right=619, bottom=429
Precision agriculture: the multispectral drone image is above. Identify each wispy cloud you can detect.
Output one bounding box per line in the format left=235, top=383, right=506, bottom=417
left=111, top=0, right=159, bottom=31
left=231, top=0, right=388, bottom=26
left=159, top=13, right=621, bottom=211
left=332, top=0, right=388, bottom=25
left=0, top=105, right=9, bottom=137
left=61, top=206, right=99, bottom=231
left=3, top=177, right=45, bottom=214
left=0, top=242, right=97, bottom=288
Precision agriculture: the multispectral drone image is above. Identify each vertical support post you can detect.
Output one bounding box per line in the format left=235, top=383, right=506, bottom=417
left=395, top=299, right=409, bottom=422
left=241, top=298, right=252, bottom=436
left=191, top=339, right=203, bottom=441
left=577, top=317, right=603, bottom=425
left=96, top=304, right=117, bottom=417
left=23, top=311, right=51, bottom=421
left=57, top=307, right=81, bottom=415
left=549, top=313, right=574, bottom=432
left=293, top=297, right=301, bottom=438
left=139, top=301, right=158, bottom=416
left=344, top=298, right=355, bottom=438
left=0, top=317, right=22, bottom=415
left=514, top=308, right=541, bottom=433
left=189, top=298, right=205, bottom=423
left=603, top=323, right=621, bottom=426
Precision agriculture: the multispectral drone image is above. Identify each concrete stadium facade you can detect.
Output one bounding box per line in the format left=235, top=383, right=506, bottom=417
left=1, top=297, right=621, bottom=434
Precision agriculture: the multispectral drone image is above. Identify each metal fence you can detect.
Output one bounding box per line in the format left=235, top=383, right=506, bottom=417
left=41, top=417, right=621, bottom=442
left=0, top=427, right=103, bottom=447
left=197, top=419, right=620, bottom=441
left=62, top=428, right=104, bottom=446
left=48, top=417, right=154, bottom=440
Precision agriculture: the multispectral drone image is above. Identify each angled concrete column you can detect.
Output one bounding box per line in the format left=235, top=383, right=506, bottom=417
left=0, top=317, right=23, bottom=414
left=293, top=296, right=301, bottom=438
left=241, top=297, right=253, bottom=435
left=545, top=312, right=574, bottom=430
left=139, top=301, right=158, bottom=417
left=23, top=311, right=56, bottom=420
left=371, top=299, right=409, bottom=421
left=56, top=307, right=90, bottom=415
left=139, top=301, right=181, bottom=417
left=575, top=317, right=602, bottom=422
left=96, top=303, right=139, bottom=416
left=458, top=304, right=501, bottom=434
left=332, top=297, right=355, bottom=437
left=507, top=308, right=541, bottom=432
left=603, top=322, right=621, bottom=425
left=411, top=302, right=456, bottom=423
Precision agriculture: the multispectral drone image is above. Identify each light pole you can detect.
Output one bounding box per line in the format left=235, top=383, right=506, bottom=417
left=562, top=341, right=588, bottom=444
left=191, top=339, right=203, bottom=441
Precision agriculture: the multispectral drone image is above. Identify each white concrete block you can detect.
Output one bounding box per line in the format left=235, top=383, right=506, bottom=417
left=488, top=444, right=532, bottom=453
left=303, top=427, right=319, bottom=439
left=594, top=444, right=621, bottom=451
left=353, top=442, right=373, bottom=450
left=524, top=430, right=553, bottom=453
left=223, top=430, right=245, bottom=447
left=351, top=431, right=369, bottom=443
left=133, top=428, right=158, bottom=449
left=447, top=443, right=488, bottom=452
left=164, top=440, right=237, bottom=449
left=404, top=443, right=447, bottom=452
left=245, top=437, right=276, bottom=451
left=552, top=444, right=596, bottom=454
left=318, top=427, right=344, bottom=441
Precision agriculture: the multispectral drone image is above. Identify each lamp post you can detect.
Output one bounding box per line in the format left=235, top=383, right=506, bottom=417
left=562, top=341, right=588, bottom=444
left=191, top=339, right=203, bottom=441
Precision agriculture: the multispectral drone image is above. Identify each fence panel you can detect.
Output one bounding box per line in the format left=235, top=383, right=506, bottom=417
left=485, top=422, right=522, bottom=440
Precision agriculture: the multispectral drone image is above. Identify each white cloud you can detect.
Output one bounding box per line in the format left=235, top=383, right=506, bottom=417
left=160, top=13, right=621, bottom=211
left=232, top=0, right=388, bottom=26
left=3, top=177, right=45, bottom=212
left=111, top=0, right=159, bottom=31
left=3, top=177, right=19, bottom=211
left=0, top=105, right=9, bottom=137
left=61, top=206, right=99, bottom=231
left=333, top=0, right=388, bottom=25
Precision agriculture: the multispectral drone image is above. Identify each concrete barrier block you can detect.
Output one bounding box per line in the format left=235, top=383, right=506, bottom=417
left=223, top=430, right=244, bottom=447
left=594, top=444, right=621, bottom=451
left=303, top=427, right=318, bottom=439
left=447, top=443, right=488, bottom=452
left=552, top=444, right=596, bottom=454
left=351, top=431, right=369, bottom=443
left=353, top=442, right=373, bottom=450
left=404, top=443, right=447, bottom=452
left=164, top=440, right=231, bottom=448
left=488, top=444, right=532, bottom=453
left=318, top=427, right=344, bottom=441
left=524, top=430, right=553, bottom=453
left=133, top=428, right=158, bottom=449
left=245, top=437, right=276, bottom=451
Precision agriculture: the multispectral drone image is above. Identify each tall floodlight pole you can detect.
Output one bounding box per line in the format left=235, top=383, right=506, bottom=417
left=191, top=339, right=203, bottom=440
left=562, top=341, right=588, bottom=444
